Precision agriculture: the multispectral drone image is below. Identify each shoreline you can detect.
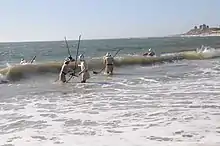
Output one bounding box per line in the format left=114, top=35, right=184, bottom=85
left=180, top=33, right=220, bottom=37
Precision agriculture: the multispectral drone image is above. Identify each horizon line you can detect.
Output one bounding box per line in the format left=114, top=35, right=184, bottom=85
left=0, top=34, right=183, bottom=44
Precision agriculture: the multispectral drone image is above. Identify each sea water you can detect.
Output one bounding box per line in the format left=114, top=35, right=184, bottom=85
left=0, top=37, right=220, bottom=146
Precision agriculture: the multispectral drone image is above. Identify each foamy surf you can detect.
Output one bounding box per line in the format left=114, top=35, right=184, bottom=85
left=0, top=60, right=220, bottom=146
left=0, top=73, right=9, bottom=84
left=6, top=62, right=12, bottom=67
left=198, top=47, right=220, bottom=58
left=180, top=49, right=220, bottom=60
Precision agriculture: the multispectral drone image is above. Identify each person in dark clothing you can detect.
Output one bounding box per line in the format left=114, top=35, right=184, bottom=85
left=67, top=56, right=75, bottom=62
left=143, top=48, right=156, bottom=57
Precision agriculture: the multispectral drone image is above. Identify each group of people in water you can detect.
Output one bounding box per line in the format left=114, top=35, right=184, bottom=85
left=20, top=56, right=36, bottom=65
left=58, top=47, right=155, bottom=83
left=19, top=48, right=155, bottom=83
left=18, top=52, right=114, bottom=83
left=58, top=52, right=114, bottom=83
left=18, top=45, right=214, bottom=83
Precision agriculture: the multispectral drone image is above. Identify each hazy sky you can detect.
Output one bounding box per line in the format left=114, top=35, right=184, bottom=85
left=0, top=0, right=219, bottom=42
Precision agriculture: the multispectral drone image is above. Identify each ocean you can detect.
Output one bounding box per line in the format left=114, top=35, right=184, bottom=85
left=0, top=36, right=220, bottom=146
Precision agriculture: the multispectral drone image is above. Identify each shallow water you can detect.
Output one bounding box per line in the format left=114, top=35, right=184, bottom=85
left=0, top=37, right=220, bottom=146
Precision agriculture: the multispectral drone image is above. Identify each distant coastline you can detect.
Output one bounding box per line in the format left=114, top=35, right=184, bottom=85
left=181, top=24, right=220, bottom=37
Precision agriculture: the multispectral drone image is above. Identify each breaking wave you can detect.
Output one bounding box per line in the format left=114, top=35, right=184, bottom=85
left=0, top=50, right=220, bottom=83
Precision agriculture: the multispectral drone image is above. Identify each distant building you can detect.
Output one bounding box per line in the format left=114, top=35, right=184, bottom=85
left=184, top=24, right=220, bottom=36
left=194, top=24, right=210, bottom=30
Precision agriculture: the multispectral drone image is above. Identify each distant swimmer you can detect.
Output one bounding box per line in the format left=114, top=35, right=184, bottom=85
left=103, top=52, right=114, bottom=75
left=78, top=54, right=90, bottom=83
left=20, top=58, right=27, bottom=65
left=58, top=59, right=74, bottom=83
left=143, top=48, right=156, bottom=57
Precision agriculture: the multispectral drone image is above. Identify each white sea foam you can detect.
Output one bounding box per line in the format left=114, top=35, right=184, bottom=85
left=0, top=73, right=9, bottom=84
left=0, top=61, right=220, bottom=146
left=196, top=46, right=220, bottom=58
